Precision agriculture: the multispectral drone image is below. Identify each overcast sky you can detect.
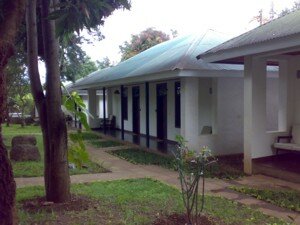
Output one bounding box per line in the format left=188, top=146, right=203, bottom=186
left=81, top=0, right=296, bottom=63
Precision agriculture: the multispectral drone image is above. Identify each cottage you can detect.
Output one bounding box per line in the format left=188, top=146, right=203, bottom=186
left=70, top=30, right=278, bottom=156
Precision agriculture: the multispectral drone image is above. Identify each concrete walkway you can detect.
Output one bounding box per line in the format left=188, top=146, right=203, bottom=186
left=15, top=145, right=300, bottom=224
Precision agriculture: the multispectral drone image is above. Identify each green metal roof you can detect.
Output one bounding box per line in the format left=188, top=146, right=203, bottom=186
left=198, top=10, right=300, bottom=60
left=71, top=30, right=243, bottom=89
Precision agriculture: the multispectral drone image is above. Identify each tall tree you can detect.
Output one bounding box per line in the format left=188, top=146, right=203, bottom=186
left=60, top=34, right=98, bottom=82
left=278, top=1, right=300, bottom=17
left=26, top=0, right=130, bottom=203
left=0, top=1, right=26, bottom=224
left=96, top=56, right=112, bottom=69
left=119, top=28, right=170, bottom=61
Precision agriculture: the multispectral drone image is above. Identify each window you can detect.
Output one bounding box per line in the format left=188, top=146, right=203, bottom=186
left=175, top=81, right=181, bottom=128
left=122, top=87, right=128, bottom=120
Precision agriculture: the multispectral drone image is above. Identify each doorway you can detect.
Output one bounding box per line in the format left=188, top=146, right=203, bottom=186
left=156, top=83, right=168, bottom=140
left=132, top=86, right=140, bottom=134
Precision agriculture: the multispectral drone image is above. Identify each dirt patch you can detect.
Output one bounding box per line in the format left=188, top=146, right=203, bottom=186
left=22, top=195, right=98, bottom=213
left=153, top=213, right=224, bottom=225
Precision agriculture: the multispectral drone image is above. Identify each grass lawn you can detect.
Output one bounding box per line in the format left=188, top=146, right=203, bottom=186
left=2, top=124, right=108, bottom=177
left=230, top=186, right=300, bottom=212
left=88, top=139, right=123, bottom=148
left=69, top=131, right=102, bottom=141
left=109, top=148, right=176, bottom=170
left=109, top=148, right=244, bottom=179
left=17, top=178, right=291, bottom=225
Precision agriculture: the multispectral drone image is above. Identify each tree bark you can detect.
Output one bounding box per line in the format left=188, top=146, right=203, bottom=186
left=0, top=1, right=25, bottom=224
left=0, top=68, right=17, bottom=225
left=27, top=0, right=70, bottom=203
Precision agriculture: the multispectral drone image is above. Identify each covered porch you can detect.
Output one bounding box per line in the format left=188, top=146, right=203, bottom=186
left=253, top=153, right=300, bottom=183
left=198, top=9, right=300, bottom=181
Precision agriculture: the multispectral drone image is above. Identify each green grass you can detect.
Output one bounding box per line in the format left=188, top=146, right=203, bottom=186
left=109, top=148, right=176, bottom=169
left=2, top=124, right=107, bottom=177
left=88, top=139, right=123, bottom=148
left=17, top=178, right=292, bottom=225
left=230, top=186, right=300, bottom=212
left=69, top=131, right=102, bottom=141
left=109, top=148, right=244, bottom=179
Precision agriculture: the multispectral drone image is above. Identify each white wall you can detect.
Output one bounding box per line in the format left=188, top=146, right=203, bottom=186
left=183, top=75, right=279, bottom=156
left=198, top=78, right=213, bottom=135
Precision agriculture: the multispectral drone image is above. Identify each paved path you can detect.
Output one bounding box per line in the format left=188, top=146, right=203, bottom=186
left=15, top=144, right=300, bottom=224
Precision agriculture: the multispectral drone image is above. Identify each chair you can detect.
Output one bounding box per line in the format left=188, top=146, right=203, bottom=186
left=100, top=115, right=116, bottom=129
left=273, top=124, right=300, bottom=154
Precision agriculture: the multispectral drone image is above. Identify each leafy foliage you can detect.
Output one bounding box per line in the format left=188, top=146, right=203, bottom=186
left=68, top=131, right=89, bottom=168
left=48, top=0, right=131, bottom=38
left=62, top=89, right=91, bottom=168
left=63, top=89, right=90, bottom=130
left=59, top=34, right=98, bottom=82
left=5, top=48, right=34, bottom=125
left=278, top=1, right=300, bottom=17
left=119, top=27, right=170, bottom=61
left=96, top=56, right=113, bottom=69
left=230, top=186, right=300, bottom=212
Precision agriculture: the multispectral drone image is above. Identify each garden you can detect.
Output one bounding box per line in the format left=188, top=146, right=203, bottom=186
left=4, top=125, right=295, bottom=225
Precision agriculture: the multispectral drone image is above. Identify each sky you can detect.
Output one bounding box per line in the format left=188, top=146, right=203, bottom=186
left=81, top=0, right=297, bottom=64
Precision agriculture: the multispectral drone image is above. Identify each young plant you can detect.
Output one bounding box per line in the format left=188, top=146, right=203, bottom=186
left=62, top=86, right=91, bottom=168
left=174, top=135, right=215, bottom=225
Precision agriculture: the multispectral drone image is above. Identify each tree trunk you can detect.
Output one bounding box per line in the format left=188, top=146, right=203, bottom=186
left=0, top=68, right=17, bottom=225
left=0, top=1, right=25, bottom=224
left=6, top=103, right=10, bottom=127
left=27, top=0, right=70, bottom=203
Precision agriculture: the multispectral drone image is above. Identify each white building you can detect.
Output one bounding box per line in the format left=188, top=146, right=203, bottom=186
left=70, top=30, right=278, bottom=156
left=199, top=10, right=300, bottom=179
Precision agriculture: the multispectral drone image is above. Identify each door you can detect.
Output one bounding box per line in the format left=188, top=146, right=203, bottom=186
left=132, top=86, right=140, bottom=134
left=156, top=83, right=168, bottom=140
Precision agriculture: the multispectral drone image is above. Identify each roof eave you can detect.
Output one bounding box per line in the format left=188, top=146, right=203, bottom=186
left=198, top=33, right=300, bottom=63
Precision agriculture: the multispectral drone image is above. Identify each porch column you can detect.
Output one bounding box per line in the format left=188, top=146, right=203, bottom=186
left=88, top=89, right=98, bottom=129
left=107, top=88, right=113, bottom=116
left=120, top=85, right=125, bottom=140
left=180, top=77, right=199, bottom=149
left=103, top=87, right=106, bottom=134
left=244, top=56, right=267, bottom=174
left=145, top=82, right=150, bottom=147
left=278, top=60, right=288, bottom=131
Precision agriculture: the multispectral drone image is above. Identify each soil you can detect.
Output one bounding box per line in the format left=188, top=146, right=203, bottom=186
left=22, top=195, right=98, bottom=213
left=153, top=213, right=224, bottom=225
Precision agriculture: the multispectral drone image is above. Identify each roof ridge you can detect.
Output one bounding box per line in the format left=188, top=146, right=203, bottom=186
left=173, top=31, right=208, bottom=69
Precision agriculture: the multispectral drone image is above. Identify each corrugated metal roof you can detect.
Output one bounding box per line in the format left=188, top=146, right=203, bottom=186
left=198, top=10, right=300, bottom=57
left=71, top=30, right=242, bottom=89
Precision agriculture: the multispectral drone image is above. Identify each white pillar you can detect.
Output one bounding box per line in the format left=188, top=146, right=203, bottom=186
left=244, top=56, right=267, bottom=174
left=278, top=60, right=288, bottom=131
left=107, top=88, right=113, bottom=116
left=181, top=77, right=199, bottom=149
left=88, top=89, right=98, bottom=128
left=212, top=78, right=218, bottom=134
